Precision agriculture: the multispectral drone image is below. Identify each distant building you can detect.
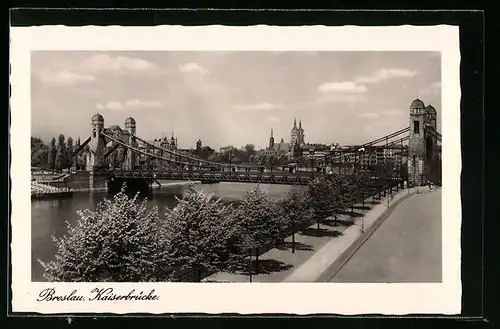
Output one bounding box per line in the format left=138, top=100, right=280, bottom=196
left=260, top=130, right=289, bottom=156
left=326, top=143, right=408, bottom=172
left=290, top=118, right=305, bottom=151
left=142, top=132, right=178, bottom=151
left=258, top=120, right=332, bottom=162
left=302, top=142, right=330, bottom=152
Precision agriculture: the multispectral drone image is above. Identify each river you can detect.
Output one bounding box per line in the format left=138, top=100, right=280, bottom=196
left=31, top=181, right=300, bottom=281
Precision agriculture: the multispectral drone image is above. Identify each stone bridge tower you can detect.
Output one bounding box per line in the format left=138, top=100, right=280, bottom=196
left=408, top=99, right=439, bottom=186
left=87, top=113, right=108, bottom=190
left=86, top=113, right=107, bottom=171
left=123, top=117, right=137, bottom=171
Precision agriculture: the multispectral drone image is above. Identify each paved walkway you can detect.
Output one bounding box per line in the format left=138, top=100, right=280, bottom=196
left=205, top=187, right=416, bottom=283
left=330, top=188, right=441, bottom=283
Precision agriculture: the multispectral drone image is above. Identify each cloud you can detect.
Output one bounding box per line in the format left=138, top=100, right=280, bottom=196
left=356, top=112, right=381, bottom=120
left=420, top=81, right=441, bottom=95
left=124, top=99, right=162, bottom=108
left=96, top=99, right=162, bottom=111
left=39, top=69, right=95, bottom=86
left=266, top=116, right=281, bottom=122
left=233, top=102, right=286, bottom=111
left=364, top=124, right=380, bottom=131
left=80, top=54, right=158, bottom=73
left=318, top=81, right=368, bottom=93
left=179, top=63, right=210, bottom=75
left=291, top=93, right=366, bottom=111
left=355, top=68, right=418, bottom=84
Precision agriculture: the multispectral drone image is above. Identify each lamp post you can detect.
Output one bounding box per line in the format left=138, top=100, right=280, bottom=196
left=361, top=209, right=365, bottom=233
left=248, top=248, right=252, bottom=283
left=359, top=148, right=366, bottom=233
left=384, top=161, right=390, bottom=209
left=310, top=149, right=315, bottom=178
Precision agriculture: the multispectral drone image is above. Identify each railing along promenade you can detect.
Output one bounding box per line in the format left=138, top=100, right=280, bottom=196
left=172, top=177, right=403, bottom=282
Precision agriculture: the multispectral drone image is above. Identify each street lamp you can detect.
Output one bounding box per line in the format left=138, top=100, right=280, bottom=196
left=248, top=247, right=252, bottom=283
left=310, top=149, right=315, bottom=178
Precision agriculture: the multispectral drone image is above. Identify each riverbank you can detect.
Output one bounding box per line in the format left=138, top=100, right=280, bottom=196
left=31, top=191, right=74, bottom=200
left=31, top=181, right=298, bottom=281
left=31, top=181, right=74, bottom=200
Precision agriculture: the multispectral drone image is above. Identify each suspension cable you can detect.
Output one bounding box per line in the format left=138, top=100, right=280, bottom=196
left=100, top=133, right=215, bottom=168
left=361, top=126, right=410, bottom=147
left=133, top=135, right=225, bottom=167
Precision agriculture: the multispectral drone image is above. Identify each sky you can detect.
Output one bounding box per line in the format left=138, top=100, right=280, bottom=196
left=31, top=51, right=441, bottom=150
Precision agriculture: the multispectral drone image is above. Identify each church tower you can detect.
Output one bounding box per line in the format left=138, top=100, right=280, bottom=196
left=269, top=128, right=275, bottom=149
left=298, top=120, right=305, bottom=146
left=170, top=132, right=177, bottom=149
left=290, top=118, right=299, bottom=151
left=408, top=98, right=439, bottom=185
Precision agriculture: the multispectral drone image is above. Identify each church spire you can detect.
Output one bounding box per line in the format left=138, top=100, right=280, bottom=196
left=293, top=118, right=297, bottom=129
left=299, top=120, right=302, bottom=130
left=269, top=128, right=275, bottom=149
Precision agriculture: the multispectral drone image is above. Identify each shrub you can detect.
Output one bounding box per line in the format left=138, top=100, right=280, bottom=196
left=307, top=176, right=337, bottom=220
left=38, top=185, right=171, bottom=282
left=235, top=185, right=284, bottom=250
left=164, top=184, right=243, bottom=277
left=277, top=186, right=314, bottom=232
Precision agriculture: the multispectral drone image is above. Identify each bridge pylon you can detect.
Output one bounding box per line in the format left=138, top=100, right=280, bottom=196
left=123, top=117, right=138, bottom=171
left=86, top=113, right=108, bottom=190
left=408, top=99, right=440, bottom=186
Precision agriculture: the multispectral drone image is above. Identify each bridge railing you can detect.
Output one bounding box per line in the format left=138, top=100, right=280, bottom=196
left=165, top=176, right=403, bottom=282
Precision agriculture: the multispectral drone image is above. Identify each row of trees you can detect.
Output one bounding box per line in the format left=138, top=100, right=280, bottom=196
left=31, top=135, right=88, bottom=172
left=38, top=171, right=384, bottom=282
left=208, top=144, right=257, bottom=164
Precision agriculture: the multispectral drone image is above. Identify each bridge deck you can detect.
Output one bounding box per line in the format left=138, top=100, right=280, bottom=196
left=110, top=169, right=314, bottom=185
left=107, top=169, right=398, bottom=186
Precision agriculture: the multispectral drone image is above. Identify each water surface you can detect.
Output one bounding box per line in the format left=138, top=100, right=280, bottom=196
left=31, top=181, right=299, bottom=281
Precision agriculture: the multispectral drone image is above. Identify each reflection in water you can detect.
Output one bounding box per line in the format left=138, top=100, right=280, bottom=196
left=31, top=182, right=300, bottom=281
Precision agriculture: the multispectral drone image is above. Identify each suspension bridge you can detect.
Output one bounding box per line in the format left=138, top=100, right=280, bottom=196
left=68, top=98, right=441, bottom=193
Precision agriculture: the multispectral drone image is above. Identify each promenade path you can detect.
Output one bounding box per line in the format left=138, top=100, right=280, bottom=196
left=330, top=188, right=441, bottom=282
left=205, top=187, right=416, bottom=283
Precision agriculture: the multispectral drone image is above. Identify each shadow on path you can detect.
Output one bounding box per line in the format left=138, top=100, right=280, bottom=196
left=238, top=259, right=294, bottom=275
left=338, top=210, right=364, bottom=218
left=322, top=219, right=355, bottom=228
left=301, top=227, right=344, bottom=238
left=352, top=205, right=372, bottom=211
left=276, top=241, right=315, bottom=251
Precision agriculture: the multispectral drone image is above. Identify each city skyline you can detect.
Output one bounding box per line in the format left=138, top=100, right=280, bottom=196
left=31, top=51, right=441, bottom=150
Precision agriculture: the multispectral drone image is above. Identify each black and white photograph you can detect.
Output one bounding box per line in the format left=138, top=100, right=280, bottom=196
left=11, top=25, right=461, bottom=314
